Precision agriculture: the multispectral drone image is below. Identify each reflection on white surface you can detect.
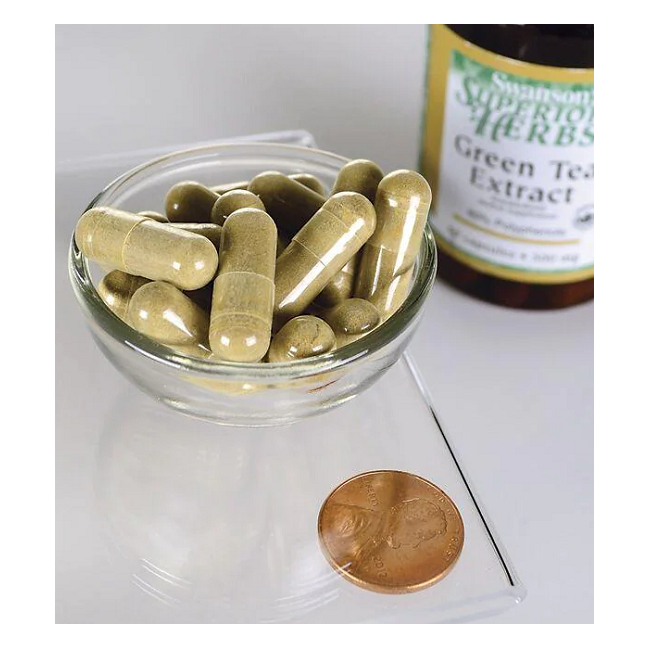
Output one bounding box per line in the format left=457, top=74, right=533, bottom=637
left=95, top=395, right=257, bottom=605
left=88, top=358, right=523, bottom=622
left=93, top=388, right=343, bottom=620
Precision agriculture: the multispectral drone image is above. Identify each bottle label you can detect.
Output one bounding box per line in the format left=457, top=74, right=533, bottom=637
left=420, top=25, right=594, bottom=284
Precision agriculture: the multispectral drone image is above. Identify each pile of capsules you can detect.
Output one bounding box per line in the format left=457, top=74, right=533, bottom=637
left=75, top=160, right=432, bottom=363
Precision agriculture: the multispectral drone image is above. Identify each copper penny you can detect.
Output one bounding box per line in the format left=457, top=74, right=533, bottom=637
left=317, top=470, right=464, bottom=594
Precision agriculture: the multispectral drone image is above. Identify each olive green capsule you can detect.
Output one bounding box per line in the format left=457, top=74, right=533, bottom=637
left=367, top=266, right=414, bottom=320
left=125, top=281, right=209, bottom=346
left=317, top=160, right=383, bottom=307
left=184, top=373, right=263, bottom=396
left=169, top=222, right=222, bottom=249
left=210, top=189, right=266, bottom=226
left=267, top=315, right=337, bottom=363
left=170, top=342, right=214, bottom=360
left=97, top=270, right=150, bottom=320
left=138, top=210, right=168, bottom=223
left=323, top=298, right=381, bottom=348
left=209, top=208, right=277, bottom=362
left=212, top=174, right=325, bottom=197
left=355, top=170, right=431, bottom=301
left=165, top=181, right=220, bottom=223
left=210, top=180, right=249, bottom=194
left=331, top=159, right=384, bottom=202
left=274, top=192, right=376, bottom=325
left=315, top=257, right=357, bottom=308
left=248, top=171, right=325, bottom=236
left=290, top=173, right=326, bottom=196
left=75, top=207, right=218, bottom=290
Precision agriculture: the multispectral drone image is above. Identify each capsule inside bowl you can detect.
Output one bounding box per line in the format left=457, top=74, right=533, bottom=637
left=69, top=143, right=437, bottom=425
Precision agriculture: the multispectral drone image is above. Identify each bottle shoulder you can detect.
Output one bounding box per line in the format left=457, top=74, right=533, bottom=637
left=446, top=25, right=594, bottom=68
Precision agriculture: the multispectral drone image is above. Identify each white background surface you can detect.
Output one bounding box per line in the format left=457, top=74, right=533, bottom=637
left=55, top=25, right=593, bottom=623
left=56, top=25, right=426, bottom=169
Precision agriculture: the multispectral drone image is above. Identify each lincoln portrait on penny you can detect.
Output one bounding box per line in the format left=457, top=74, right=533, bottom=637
left=323, top=497, right=448, bottom=568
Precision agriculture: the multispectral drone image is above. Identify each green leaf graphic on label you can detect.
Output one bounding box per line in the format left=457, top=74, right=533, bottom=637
left=450, top=50, right=594, bottom=146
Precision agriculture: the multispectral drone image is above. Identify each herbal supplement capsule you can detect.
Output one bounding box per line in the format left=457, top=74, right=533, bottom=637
left=212, top=175, right=325, bottom=196
left=75, top=207, right=218, bottom=290
left=165, top=181, right=220, bottom=223
left=267, top=315, right=337, bottom=363
left=290, top=173, right=326, bottom=196
left=209, top=208, right=277, bottom=362
left=323, top=298, right=381, bottom=348
left=97, top=270, right=150, bottom=320
left=169, top=222, right=222, bottom=249
left=210, top=180, right=249, bottom=194
left=170, top=342, right=214, bottom=360
left=330, top=159, right=384, bottom=202
left=125, top=281, right=209, bottom=346
left=315, top=257, right=357, bottom=308
left=210, top=189, right=265, bottom=226
left=248, top=171, right=326, bottom=236
left=355, top=170, right=431, bottom=301
left=274, top=192, right=376, bottom=325
left=367, top=266, right=414, bottom=320
left=138, top=210, right=168, bottom=223
left=317, top=160, right=383, bottom=307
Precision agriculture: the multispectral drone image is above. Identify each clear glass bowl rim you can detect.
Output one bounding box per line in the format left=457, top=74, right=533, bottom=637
left=68, top=142, right=438, bottom=381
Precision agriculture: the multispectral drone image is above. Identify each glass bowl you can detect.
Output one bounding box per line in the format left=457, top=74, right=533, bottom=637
left=68, top=143, right=437, bottom=426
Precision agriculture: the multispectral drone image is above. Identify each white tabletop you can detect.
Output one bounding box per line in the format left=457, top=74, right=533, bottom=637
left=55, top=150, right=593, bottom=622
left=408, top=277, right=593, bottom=623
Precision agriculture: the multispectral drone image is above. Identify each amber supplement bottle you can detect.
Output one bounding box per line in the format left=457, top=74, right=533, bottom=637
left=420, top=25, right=594, bottom=309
